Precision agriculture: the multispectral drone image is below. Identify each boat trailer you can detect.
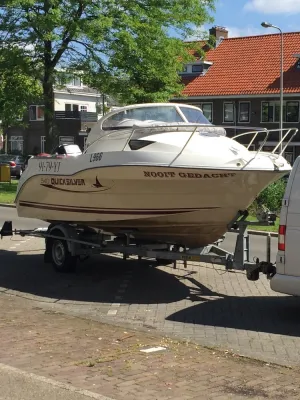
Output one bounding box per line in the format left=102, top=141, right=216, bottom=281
left=0, top=210, right=277, bottom=281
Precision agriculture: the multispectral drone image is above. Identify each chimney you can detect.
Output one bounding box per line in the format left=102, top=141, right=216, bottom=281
left=209, top=26, right=228, bottom=44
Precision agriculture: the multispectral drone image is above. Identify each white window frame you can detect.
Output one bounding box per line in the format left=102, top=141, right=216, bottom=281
left=80, top=105, right=88, bottom=113
left=223, top=102, right=235, bottom=123
left=261, top=101, right=300, bottom=123
left=9, top=136, right=23, bottom=153
left=29, top=105, right=45, bottom=121
left=199, top=102, right=213, bottom=123
left=65, top=75, right=83, bottom=87
left=238, top=102, right=251, bottom=124
left=41, top=136, right=46, bottom=153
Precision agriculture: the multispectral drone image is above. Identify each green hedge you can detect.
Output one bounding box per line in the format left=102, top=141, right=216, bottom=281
left=249, top=178, right=287, bottom=214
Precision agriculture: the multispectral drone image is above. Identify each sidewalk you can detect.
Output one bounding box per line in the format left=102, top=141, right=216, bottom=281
left=0, top=293, right=299, bottom=400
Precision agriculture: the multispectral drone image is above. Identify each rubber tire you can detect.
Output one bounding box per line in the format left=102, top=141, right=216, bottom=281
left=49, top=232, right=77, bottom=273
left=17, top=169, right=22, bottom=180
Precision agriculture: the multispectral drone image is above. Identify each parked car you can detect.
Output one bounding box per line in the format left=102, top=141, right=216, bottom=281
left=0, top=154, right=25, bottom=179
left=22, top=155, right=34, bottom=172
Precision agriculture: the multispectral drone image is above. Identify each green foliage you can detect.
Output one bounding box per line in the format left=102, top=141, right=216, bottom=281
left=0, top=0, right=216, bottom=147
left=251, top=178, right=287, bottom=213
left=0, top=47, right=42, bottom=127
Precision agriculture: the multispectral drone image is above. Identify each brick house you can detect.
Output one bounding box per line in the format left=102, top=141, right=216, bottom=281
left=4, top=75, right=103, bottom=155
left=175, top=26, right=300, bottom=164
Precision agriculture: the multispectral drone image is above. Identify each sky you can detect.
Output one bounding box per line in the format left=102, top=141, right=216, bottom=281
left=202, top=0, right=300, bottom=38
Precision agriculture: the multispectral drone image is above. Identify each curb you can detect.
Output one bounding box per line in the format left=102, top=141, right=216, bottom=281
left=0, top=203, right=15, bottom=208
left=247, top=229, right=278, bottom=237
left=0, top=362, right=116, bottom=400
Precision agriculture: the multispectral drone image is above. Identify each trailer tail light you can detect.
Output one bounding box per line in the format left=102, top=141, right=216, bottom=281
left=9, top=161, right=16, bottom=167
left=278, top=225, right=286, bottom=251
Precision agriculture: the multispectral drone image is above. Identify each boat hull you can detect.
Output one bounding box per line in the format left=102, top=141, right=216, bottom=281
left=16, top=165, right=284, bottom=247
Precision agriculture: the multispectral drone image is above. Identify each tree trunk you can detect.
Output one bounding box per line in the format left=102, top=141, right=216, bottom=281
left=43, top=70, right=55, bottom=153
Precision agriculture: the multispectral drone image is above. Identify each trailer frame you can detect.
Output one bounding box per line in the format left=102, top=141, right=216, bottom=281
left=0, top=210, right=277, bottom=280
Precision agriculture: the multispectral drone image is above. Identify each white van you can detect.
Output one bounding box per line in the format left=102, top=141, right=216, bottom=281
left=271, top=157, right=300, bottom=295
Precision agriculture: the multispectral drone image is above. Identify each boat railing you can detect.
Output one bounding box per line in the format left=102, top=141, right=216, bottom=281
left=231, top=127, right=298, bottom=156
left=85, top=124, right=298, bottom=164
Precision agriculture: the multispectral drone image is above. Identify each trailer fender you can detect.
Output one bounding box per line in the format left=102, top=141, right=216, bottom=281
left=47, top=223, right=78, bottom=256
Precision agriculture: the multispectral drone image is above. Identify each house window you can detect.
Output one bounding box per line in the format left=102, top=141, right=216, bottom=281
left=239, top=102, right=250, bottom=123
left=29, top=105, right=44, bottom=121
left=65, top=75, right=82, bottom=87
left=65, top=104, right=79, bottom=112
left=223, top=102, right=234, bottom=123
left=261, top=101, right=299, bottom=123
left=73, top=76, right=82, bottom=86
left=192, top=64, right=203, bottom=73
left=41, top=136, right=46, bottom=153
left=80, top=105, right=88, bottom=113
left=200, top=103, right=213, bottom=122
left=286, top=101, right=299, bottom=122
left=9, top=136, right=23, bottom=153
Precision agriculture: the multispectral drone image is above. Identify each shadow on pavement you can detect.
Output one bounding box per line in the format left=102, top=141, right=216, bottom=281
left=167, top=292, right=300, bottom=337
left=0, top=248, right=191, bottom=305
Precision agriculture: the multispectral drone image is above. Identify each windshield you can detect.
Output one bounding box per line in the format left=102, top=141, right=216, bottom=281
left=179, top=106, right=211, bottom=124
left=102, top=106, right=184, bottom=130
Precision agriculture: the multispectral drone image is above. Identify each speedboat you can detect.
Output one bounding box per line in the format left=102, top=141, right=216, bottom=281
left=15, top=103, right=295, bottom=247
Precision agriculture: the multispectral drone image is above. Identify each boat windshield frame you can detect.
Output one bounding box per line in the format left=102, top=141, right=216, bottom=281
left=99, top=103, right=212, bottom=133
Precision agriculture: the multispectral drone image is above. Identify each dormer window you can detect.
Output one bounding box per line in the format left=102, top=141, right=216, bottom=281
left=192, top=64, right=203, bottom=73
left=179, top=61, right=212, bottom=76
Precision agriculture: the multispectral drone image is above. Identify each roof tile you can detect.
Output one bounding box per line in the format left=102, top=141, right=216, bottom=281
left=182, top=32, right=300, bottom=96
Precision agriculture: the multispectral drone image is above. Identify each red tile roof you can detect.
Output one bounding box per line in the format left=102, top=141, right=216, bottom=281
left=182, top=32, right=300, bottom=97
left=184, top=40, right=207, bottom=60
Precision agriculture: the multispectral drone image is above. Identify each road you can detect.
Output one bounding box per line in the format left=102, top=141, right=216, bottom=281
left=0, top=205, right=278, bottom=262
left=1, top=205, right=300, bottom=368
left=0, top=206, right=49, bottom=230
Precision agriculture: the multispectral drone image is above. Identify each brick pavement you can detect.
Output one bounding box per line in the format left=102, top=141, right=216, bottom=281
left=1, top=236, right=300, bottom=369
left=1, top=293, right=300, bottom=400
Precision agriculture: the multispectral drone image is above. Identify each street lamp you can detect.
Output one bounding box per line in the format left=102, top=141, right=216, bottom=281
left=261, top=22, right=284, bottom=153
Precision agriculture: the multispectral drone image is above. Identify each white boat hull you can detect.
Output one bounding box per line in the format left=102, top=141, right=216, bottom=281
left=16, top=164, right=284, bottom=247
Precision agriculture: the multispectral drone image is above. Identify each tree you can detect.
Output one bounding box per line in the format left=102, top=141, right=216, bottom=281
left=0, top=0, right=215, bottom=150
left=0, top=46, right=42, bottom=128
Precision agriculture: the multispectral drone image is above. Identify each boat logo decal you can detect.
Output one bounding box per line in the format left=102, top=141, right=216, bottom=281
left=40, top=176, right=112, bottom=193
left=93, top=176, right=103, bottom=188
left=143, top=171, right=236, bottom=179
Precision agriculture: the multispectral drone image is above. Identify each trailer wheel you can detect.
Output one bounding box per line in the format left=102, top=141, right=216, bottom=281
left=246, top=268, right=259, bottom=281
left=49, top=231, right=77, bottom=273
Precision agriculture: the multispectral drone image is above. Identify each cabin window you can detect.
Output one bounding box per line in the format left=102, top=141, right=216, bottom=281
left=180, top=106, right=211, bottom=124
